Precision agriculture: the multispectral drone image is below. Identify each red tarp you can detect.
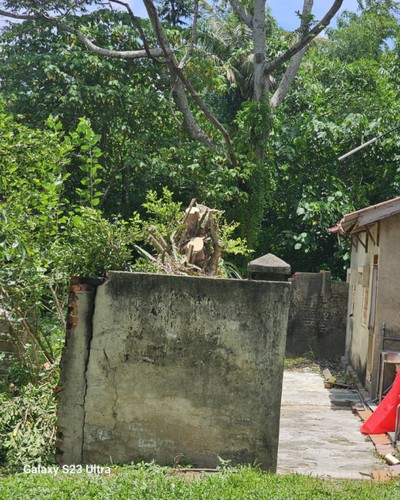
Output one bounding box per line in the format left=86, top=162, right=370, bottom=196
left=361, top=370, right=400, bottom=435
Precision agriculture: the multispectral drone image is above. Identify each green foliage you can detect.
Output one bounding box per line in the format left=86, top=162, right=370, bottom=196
left=156, top=0, right=193, bottom=26
left=326, top=8, right=398, bottom=62
left=54, top=207, right=141, bottom=278
left=68, top=118, right=103, bottom=208
left=235, top=101, right=273, bottom=156
left=256, top=5, right=400, bottom=277
left=0, top=111, right=73, bottom=365
left=2, top=1, right=95, bottom=14
left=0, top=366, right=58, bottom=469
left=2, top=3, right=400, bottom=279
left=0, top=111, right=140, bottom=367
left=219, top=220, right=250, bottom=257
left=0, top=12, right=176, bottom=216
left=141, top=188, right=183, bottom=239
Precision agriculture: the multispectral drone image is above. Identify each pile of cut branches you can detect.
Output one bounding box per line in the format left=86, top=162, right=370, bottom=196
left=142, top=199, right=223, bottom=276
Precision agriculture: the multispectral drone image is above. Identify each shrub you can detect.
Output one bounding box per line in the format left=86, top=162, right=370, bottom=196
left=0, top=364, right=58, bottom=470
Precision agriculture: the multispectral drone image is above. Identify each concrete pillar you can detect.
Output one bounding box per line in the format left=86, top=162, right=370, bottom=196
left=247, top=253, right=291, bottom=281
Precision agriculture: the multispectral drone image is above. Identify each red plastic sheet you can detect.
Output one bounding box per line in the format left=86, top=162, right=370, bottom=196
left=361, top=370, right=400, bottom=435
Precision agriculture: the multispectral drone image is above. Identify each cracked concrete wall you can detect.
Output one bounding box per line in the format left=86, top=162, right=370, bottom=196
left=57, top=272, right=290, bottom=471
left=56, top=282, right=97, bottom=464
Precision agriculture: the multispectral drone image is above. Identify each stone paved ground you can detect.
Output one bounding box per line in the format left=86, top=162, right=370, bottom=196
left=277, top=370, right=385, bottom=479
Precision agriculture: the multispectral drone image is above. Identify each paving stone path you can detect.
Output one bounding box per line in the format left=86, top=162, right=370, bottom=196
left=277, top=370, right=385, bottom=479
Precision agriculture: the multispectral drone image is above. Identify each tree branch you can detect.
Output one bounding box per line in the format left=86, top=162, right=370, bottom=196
left=45, top=16, right=165, bottom=59
left=264, top=0, right=343, bottom=76
left=142, top=0, right=238, bottom=165
left=270, top=0, right=313, bottom=108
left=109, top=0, right=162, bottom=62
left=0, top=7, right=164, bottom=59
left=226, top=0, right=252, bottom=29
left=0, top=9, right=42, bottom=20
left=0, top=1, right=237, bottom=164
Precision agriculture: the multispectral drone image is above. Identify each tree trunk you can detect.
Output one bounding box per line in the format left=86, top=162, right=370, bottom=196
left=253, top=0, right=268, bottom=103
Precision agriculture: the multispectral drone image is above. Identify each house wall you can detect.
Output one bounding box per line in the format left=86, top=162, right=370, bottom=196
left=345, top=214, right=400, bottom=396
left=57, top=271, right=290, bottom=471
left=368, top=214, right=400, bottom=395
left=345, top=226, right=378, bottom=388
left=286, top=271, right=348, bottom=358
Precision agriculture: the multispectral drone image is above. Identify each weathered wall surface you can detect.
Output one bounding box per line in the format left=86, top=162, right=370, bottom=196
left=286, top=271, right=348, bottom=359
left=57, top=272, right=290, bottom=471
left=343, top=213, right=400, bottom=397
left=368, top=215, right=400, bottom=396
left=345, top=226, right=378, bottom=390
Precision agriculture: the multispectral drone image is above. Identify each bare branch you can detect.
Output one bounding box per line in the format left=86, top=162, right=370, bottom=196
left=264, top=0, right=343, bottom=76
left=45, top=16, right=165, bottom=59
left=142, top=0, right=238, bottom=165
left=109, top=0, right=162, bottom=62
left=0, top=7, right=164, bottom=59
left=270, top=0, right=313, bottom=108
left=227, top=0, right=252, bottom=29
left=169, top=71, right=218, bottom=150
left=270, top=46, right=307, bottom=108
left=0, top=9, right=42, bottom=20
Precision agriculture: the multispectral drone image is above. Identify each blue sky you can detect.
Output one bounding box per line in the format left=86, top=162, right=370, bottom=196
left=268, top=0, right=359, bottom=30
left=0, top=1, right=359, bottom=30
left=127, top=1, right=359, bottom=27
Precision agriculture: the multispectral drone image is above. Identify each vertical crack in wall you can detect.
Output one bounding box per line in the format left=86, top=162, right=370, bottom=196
left=103, top=348, right=119, bottom=424
left=80, top=282, right=98, bottom=463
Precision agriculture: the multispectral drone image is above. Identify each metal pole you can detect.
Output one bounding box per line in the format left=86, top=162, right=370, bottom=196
left=338, top=126, right=400, bottom=161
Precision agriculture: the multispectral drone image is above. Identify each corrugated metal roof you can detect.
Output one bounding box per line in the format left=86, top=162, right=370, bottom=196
left=329, top=197, right=400, bottom=235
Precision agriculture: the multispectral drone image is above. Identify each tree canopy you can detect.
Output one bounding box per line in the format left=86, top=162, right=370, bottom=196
left=1, top=1, right=399, bottom=276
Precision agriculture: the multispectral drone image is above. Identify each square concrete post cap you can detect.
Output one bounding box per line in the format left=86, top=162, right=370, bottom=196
left=247, top=253, right=291, bottom=281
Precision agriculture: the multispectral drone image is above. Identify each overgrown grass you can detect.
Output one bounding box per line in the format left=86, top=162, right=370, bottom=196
left=0, top=463, right=399, bottom=499
left=284, top=356, right=321, bottom=372
left=284, top=353, right=342, bottom=374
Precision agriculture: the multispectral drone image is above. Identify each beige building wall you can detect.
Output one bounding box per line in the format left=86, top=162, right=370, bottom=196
left=346, top=213, right=400, bottom=396
left=370, top=214, right=400, bottom=395
left=346, top=224, right=379, bottom=391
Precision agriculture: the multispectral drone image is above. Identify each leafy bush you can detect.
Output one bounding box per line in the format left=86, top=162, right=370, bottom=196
left=53, top=207, right=141, bottom=278
left=0, top=365, right=58, bottom=470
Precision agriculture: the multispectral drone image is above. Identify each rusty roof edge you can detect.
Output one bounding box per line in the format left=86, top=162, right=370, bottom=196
left=328, top=196, right=400, bottom=236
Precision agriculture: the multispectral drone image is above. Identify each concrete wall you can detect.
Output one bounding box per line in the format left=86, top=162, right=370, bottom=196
left=286, top=272, right=348, bottom=359
left=57, top=272, right=290, bottom=471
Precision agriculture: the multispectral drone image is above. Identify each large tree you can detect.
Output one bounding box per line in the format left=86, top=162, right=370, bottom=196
left=0, top=11, right=180, bottom=216
left=0, top=1, right=343, bottom=160
left=0, top=1, right=343, bottom=248
left=260, top=2, right=400, bottom=276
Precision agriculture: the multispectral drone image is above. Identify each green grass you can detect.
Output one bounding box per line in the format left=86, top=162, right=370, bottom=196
left=1, top=463, right=399, bottom=499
